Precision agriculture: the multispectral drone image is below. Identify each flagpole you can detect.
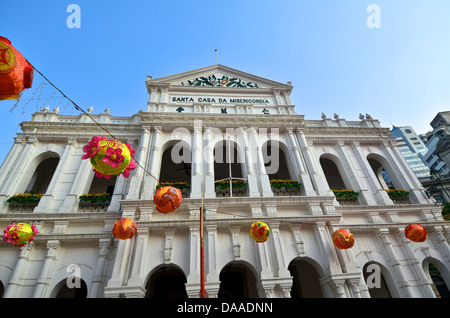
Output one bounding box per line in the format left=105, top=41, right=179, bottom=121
left=200, top=191, right=205, bottom=298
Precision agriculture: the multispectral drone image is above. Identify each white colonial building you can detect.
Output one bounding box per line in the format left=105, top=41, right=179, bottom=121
left=0, top=64, right=449, bottom=298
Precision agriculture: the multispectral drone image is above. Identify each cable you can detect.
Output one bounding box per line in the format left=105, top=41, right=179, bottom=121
left=29, top=63, right=160, bottom=184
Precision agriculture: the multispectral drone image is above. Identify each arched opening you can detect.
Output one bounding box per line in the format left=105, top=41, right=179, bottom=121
left=218, top=261, right=258, bottom=298
left=214, top=140, right=246, bottom=197
left=319, top=156, right=347, bottom=190
left=362, top=262, right=393, bottom=298
left=25, top=157, right=60, bottom=194
left=423, top=258, right=450, bottom=298
left=367, top=157, right=390, bottom=189
left=288, top=258, right=323, bottom=298
left=54, top=279, right=88, bottom=298
left=145, top=264, right=188, bottom=298
left=263, top=141, right=301, bottom=196
left=158, top=141, right=191, bottom=197
left=0, top=281, right=4, bottom=298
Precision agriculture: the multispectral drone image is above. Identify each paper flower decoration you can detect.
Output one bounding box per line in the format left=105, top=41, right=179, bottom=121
left=153, top=186, right=182, bottom=214
left=405, top=224, right=427, bottom=243
left=332, top=229, right=354, bottom=249
left=82, top=136, right=136, bottom=178
left=3, top=222, right=38, bottom=247
left=250, top=221, right=270, bottom=243
left=112, top=218, right=137, bottom=240
left=0, top=36, right=34, bottom=100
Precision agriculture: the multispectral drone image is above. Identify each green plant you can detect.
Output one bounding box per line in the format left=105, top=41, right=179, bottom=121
left=385, top=188, right=410, bottom=198
left=7, top=193, right=43, bottom=204
left=215, top=180, right=247, bottom=189
left=79, top=192, right=111, bottom=204
left=332, top=190, right=359, bottom=198
left=270, top=179, right=301, bottom=189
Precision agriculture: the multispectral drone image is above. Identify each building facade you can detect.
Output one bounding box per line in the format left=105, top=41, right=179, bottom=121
left=0, top=65, right=449, bottom=298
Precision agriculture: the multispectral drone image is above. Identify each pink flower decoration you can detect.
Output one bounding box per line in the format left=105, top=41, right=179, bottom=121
left=102, top=147, right=125, bottom=168
left=126, top=143, right=135, bottom=159
left=121, top=159, right=137, bottom=178
left=93, top=169, right=112, bottom=179
left=82, top=136, right=106, bottom=160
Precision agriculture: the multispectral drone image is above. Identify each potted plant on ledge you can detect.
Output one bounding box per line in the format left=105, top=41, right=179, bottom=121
left=6, top=193, right=43, bottom=210
left=270, top=179, right=302, bottom=196
left=156, top=182, right=190, bottom=198
left=385, top=188, right=410, bottom=203
left=332, top=189, right=359, bottom=205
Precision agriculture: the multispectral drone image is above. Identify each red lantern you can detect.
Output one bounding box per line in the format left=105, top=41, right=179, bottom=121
left=112, top=218, right=137, bottom=240
left=153, top=186, right=182, bottom=214
left=0, top=36, right=33, bottom=100
left=405, top=224, right=427, bottom=243
left=332, top=229, right=354, bottom=249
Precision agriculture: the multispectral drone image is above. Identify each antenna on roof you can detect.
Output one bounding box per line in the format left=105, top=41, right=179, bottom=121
left=215, top=49, right=218, bottom=64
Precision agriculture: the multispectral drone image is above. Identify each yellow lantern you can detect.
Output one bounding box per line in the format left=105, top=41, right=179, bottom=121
left=3, top=222, right=38, bottom=247
left=82, top=136, right=136, bottom=179
left=250, top=221, right=270, bottom=243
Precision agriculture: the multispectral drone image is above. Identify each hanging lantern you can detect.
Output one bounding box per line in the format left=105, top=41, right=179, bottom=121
left=250, top=221, right=270, bottom=243
left=3, top=222, right=38, bottom=247
left=112, top=218, right=137, bottom=240
left=332, top=229, right=354, bottom=249
left=82, top=136, right=137, bottom=179
left=153, top=186, right=182, bottom=214
left=405, top=224, right=427, bottom=243
left=0, top=36, right=33, bottom=100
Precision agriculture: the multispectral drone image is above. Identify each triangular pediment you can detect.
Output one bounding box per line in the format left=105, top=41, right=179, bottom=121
left=146, top=64, right=292, bottom=91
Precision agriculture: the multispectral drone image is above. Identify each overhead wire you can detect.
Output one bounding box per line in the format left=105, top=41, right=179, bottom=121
left=29, top=63, right=160, bottom=184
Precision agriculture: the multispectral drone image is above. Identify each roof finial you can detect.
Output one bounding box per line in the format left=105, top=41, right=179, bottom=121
left=215, top=49, right=218, bottom=65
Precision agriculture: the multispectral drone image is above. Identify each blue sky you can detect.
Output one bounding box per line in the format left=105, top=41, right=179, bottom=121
left=1, top=1, right=450, bottom=165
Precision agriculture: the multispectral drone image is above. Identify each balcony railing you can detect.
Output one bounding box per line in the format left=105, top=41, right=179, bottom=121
left=215, top=180, right=248, bottom=197
left=157, top=182, right=190, bottom=198
left=79, top=193, right=111, bottom=212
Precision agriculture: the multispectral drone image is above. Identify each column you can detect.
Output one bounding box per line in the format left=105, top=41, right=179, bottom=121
left=185, top=225, right=201, bottom=298
left=142, top=126, right=162, bottom=200
left=286, top=128, right=315, bottom=196
left=4, top=243, right=35, bottom=298
left=88, top=238, right=113, bottom=298
left=125, top=226, right=149, bottom=297
left=336, top=141, right=377, bottom=205
left=394, top=228, right=435, bottom=297
left=240, top=127, right=259, bottom=197
left=351, top=141, right=392, bottom=205
left=249, top=127, right=272, bottom=197
left=269, top=222, right=291, bottom=277
left=127, top=127, right=151, bottom=200
left=59, top=154, right=92, bottom=213
left=376, top=229, right=414, bottom=297
left=205, top=225, right=221, bottom=297
left=295, top=129, right=329, bottom=195
left=0, top=137, right=25, bottom=187
left=33, top=240, right=61, bottom=298
left=35, top=140, right=75, bottom=213
left=104, top=238, right=134, bottom=294
left=204, top=128, right=216, bottom=198
left=190, top=124, right=203, bottom=199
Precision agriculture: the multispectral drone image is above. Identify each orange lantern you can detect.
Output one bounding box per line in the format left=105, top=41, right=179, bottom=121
left=332, top=229, right=354, bottom=249
left=153, top=186, right=182, bottom=214
left=0, top=36, right=34, bottom=100
left=112, top=218, right=137, bottom=240
left=405, top=224, right=427, bottom=243
left=250, top=221, right=270, bottom=243
left=3, top=222, right=38, bottom=247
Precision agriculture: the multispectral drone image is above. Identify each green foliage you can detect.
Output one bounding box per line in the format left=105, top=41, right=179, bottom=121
left=332, top=190, right=359, bottom=198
